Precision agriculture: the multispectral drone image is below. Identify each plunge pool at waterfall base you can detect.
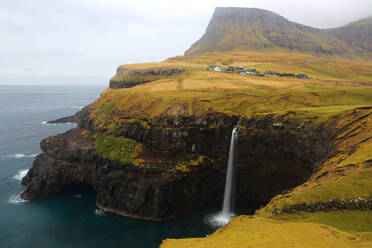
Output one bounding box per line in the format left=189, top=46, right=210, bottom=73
left=204, top=212, right=237, bottom=228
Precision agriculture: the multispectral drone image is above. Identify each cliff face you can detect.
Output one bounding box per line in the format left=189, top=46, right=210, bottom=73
left=21, top=105, right=337, bottom=220
left=160, top=107, right=372, bottom=247
left=21, top=128, right=222, bottom=221
left=109, top=67, right=184, bottom=89
left=185, top=7, right=371, bottom=57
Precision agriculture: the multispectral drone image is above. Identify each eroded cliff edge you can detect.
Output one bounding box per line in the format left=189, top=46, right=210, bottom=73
left=22, top=102, right=369, bottom=221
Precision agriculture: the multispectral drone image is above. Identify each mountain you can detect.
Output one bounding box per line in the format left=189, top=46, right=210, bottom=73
left=329, top=17, right=372, bottom=54
left=185, top=7, right=372, bottom=57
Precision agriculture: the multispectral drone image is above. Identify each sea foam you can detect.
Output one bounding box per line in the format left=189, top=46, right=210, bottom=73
left=12, top=169, right=29, bottom=181
left=1, top=154, right=38, bottom=159
left=95, top=209, right=106, bottom=216
left=72, top=105, right=84, bottom=109
left=41, top=121, right=74, bottom=125
left=74, top=194, right=82, bottom=198
left=8, top=194, right=28, bottom=204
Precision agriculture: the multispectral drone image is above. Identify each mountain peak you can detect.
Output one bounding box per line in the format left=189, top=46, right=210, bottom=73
left=346, top=16, right=372, bottom=26
left=213, top=7, right=285, bottom=19
left=210, top=7, right=290, bottom=30
left=185, top=7, right=371, bottom=57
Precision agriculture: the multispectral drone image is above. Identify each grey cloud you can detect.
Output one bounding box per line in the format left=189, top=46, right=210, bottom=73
left=0, top=0, right=370, bottom=85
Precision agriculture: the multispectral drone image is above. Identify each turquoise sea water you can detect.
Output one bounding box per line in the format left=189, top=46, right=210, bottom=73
left=0, top=85, right=216, bottom=248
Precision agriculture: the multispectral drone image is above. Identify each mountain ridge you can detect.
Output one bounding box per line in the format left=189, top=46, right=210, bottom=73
left=185, top=7, right=372, bottom=57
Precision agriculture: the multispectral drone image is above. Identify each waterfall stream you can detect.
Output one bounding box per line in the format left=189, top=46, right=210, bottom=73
left=205, top=123, right=239, bottom=227
left=222, top=125, right=238, bottom=216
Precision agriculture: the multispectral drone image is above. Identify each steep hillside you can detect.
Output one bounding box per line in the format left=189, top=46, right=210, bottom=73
left=185, top=7, right=371, bottom=57
left=329, top=17, right=372, bottom=53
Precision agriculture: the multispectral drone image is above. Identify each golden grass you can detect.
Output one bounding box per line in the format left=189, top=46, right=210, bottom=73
left=271, top=211, right=372, bottom=241
left=160, top=216, right=372, bottom=248
left=90, top=75, right=371, bottom=126
left=168, top=50, right=372, bottom=84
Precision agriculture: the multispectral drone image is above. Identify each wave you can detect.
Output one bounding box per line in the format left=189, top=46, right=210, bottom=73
left=74, top=194, right=82, bottom=198
left=95, top=209, right=106, bottom=216
left=1, top=153, right=38, bottom=159
left=41, top=121, right=74, bottom=125
left=72, top=105, right=84, bottom=109
left=8, top=194, right=28, bottom=204
left=12, top=169, right=29, bottom=181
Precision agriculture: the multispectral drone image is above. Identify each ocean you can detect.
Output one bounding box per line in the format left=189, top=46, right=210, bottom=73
left=0, top=85, right=215, bottom=248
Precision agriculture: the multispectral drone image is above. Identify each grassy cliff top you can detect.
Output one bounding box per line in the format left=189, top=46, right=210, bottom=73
left=116, top=62, right=194, bottom=71
left=91, top=51, right=372, bottom=129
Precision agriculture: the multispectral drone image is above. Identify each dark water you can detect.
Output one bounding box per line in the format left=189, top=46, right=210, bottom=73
left=0, top=85, right=216, bottom=248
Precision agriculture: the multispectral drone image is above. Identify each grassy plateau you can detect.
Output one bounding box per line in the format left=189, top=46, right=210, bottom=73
left=86, top=50, right=372, bottom=247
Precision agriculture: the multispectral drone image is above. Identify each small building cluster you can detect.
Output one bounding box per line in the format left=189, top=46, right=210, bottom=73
left=205, top=65, right=309, bottom=79
left=206, top=65, right=222, bottom=72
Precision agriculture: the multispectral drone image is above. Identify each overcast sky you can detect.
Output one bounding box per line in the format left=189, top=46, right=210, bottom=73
left=1, top=0, right=371, bottom=85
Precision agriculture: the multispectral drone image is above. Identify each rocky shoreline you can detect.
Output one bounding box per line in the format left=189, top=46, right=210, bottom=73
left=46, top=114, right=77, bottom=124
left=21, top=104, right=342, bottom=221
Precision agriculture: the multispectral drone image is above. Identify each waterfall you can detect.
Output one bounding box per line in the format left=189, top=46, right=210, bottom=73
left=222, top=124, right=238, bottom=217
left=204, top=123, right=239, bottom=227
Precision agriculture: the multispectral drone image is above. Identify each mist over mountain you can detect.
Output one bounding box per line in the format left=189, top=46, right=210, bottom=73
left=185, top=7, right=372, bottom=57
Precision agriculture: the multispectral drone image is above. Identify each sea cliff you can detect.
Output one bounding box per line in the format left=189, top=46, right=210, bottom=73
left=21, top=6, right=372, bottom=246
left=21, top=100, right=372, bottom=221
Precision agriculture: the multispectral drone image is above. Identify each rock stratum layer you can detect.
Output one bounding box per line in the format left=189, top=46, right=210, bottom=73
left=109, top=67, right=184, bottom=89
left=21, top=127, right=220, bottom=221
left=21, top=103, right=372, bottom=221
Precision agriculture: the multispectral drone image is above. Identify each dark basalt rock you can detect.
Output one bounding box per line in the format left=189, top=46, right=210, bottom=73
left=22, top=110, right=337, bottom=221
left=21, top=128, right=225, bottom=221
left=46, top=106, right=91, bottom=124
left=78, top=111, right=240, bottom=157
left=22, top=152, right=222, bottom=221
left=109, top=68, right=184, bottom=89
left=281, top=198, right=372, bottom=214
left=46, top=115, right=77, bottom=124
